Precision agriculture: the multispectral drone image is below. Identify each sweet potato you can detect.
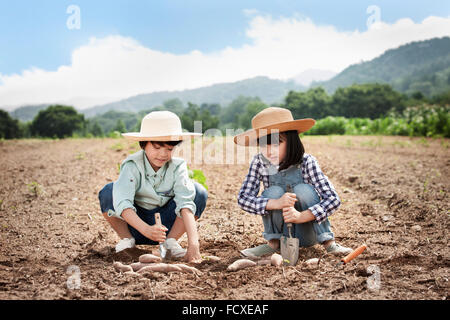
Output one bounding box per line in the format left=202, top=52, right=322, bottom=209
left=175, top=263, right=203, bottom=276
left=130, top=262, right=154, bottom=272
left=270, top=253, right=283, bottom=267
left=227, top=259, right=257, bottom=271
left=139, top=253, right=162, bottom=263
left=113, top=261, right=133, bottom=273
left=202, top=255, right=221, bottom=262
left=305, top=258, right=319, bottom=268
left=257, top=259, right=272, bottom=266
left=124, top=271, right=141, bottom=277
left=137, top=263, right=183, bottom=274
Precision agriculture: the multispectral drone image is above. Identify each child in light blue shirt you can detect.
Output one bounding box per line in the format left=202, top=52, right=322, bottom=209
left=98, top=111, right=207, bottom=263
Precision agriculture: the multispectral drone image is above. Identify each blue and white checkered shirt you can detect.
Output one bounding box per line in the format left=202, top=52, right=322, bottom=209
left=237, top=153, right=341, bottom=224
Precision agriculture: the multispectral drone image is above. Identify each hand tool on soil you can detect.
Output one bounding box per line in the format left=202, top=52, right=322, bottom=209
left=154, top=212, right=169, bottom=260
left=336, top=244, right=367, bottom=267
left=280, top=185, right=299, bottom=266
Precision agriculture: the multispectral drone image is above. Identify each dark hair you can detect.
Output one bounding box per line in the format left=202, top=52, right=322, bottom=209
left=139, top=140, right=183, bottom=150
left=257, top=130, right=304, bottom=171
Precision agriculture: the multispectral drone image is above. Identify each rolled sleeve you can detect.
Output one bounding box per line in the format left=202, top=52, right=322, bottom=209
left=173, top=162, right=196, bottom=218
left=112, top=161, right=140, bottom=219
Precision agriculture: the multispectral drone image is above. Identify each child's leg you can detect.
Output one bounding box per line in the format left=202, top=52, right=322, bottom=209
left=292, top=183, right=334, bottom=247
left=261, top=185, right=285, bottom=249
left=98, top=183, right=133, bottom=239
left=166, top=182, right=208, bottom=240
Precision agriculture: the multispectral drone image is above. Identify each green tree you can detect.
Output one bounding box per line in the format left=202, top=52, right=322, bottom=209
left=331, top=83, right=405, bottom=119
left=0, top=109, right=22, bottom=139
left=113, top=119, right=127, bottom=133
left=432, top=89, right=450, bottom=105
left=90, top=120, right=104, bottom=137
left=284, top=87, right=332, bottom=119
left=220, top=96, right=262, bottom=127
left=30, top=105, right=85, bottom=138
left=181, top=102, right=219, bottom=133
left=237, top=101, right=268, bottom=130
left=163, top=98, right=184, bottom=115
left=200, top=103, right=221, bottom=116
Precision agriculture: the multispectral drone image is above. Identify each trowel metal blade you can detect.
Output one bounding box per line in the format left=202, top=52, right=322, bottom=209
left=159, top=243, right=167, bottom=260
left=280, top=236, right=300, bottom=266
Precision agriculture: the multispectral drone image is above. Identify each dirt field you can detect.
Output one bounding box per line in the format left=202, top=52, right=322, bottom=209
left=0, top=135, right=448, bottom=300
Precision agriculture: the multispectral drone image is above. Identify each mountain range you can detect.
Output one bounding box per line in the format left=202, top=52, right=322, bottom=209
left=8, top=36, right=450, bottom=121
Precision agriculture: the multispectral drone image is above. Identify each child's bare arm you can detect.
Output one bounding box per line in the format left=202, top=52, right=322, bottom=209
left=180, top=208, right=201, bottom=263
left=121, top=208, right=167, bottom=242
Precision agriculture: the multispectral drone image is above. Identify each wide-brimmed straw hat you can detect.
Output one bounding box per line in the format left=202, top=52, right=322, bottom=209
left=233, top=107, right=315, bottom=146
left=122, top=111, right=202, bottom=141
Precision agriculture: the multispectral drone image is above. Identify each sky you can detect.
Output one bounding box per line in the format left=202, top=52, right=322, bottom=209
left=1, top=0, right=449, bottom=110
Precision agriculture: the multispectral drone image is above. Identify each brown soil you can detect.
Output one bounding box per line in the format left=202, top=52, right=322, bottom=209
left=0, top=136, right=448, bottom=300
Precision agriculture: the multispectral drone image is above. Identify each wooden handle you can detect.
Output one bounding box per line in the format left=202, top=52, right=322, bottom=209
left=154, top=212, right=162, bottom=226
left=342, top=244, right=367, bottom=264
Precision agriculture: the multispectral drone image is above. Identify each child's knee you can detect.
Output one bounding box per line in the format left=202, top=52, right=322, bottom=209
left=193, top=182, right=208, bottom=215
left=262, top=185, right=284, bottom=199
left=98, top=182, right=114, bottom=213
left=293, top=183, right=320, bottom=207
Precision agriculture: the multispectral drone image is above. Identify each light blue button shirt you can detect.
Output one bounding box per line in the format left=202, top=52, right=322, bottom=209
left=109, top=150, right=196, bottom=219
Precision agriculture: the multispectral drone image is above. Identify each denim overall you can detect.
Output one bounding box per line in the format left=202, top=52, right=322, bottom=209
left=260, top=157, right=334, bottom=247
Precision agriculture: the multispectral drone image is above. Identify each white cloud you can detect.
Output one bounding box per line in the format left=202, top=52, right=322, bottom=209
left=1, top=14, right=450, bottom=110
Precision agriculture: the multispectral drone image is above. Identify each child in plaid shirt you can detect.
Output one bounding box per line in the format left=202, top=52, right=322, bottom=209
left=234, top=107, right=352, bottom=257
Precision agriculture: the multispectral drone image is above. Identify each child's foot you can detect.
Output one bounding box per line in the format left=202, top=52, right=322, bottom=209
left=268, top=239, right=280, bottom=251
left=163, top=238, right=187, bottom=259
left=240, top=243, right=278, bottom=258
left=324, top=242, right=353, bottom=255
left=115, top=237, right=136, bottom=253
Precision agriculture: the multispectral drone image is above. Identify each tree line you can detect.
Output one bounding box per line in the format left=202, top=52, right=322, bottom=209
left=1, top=83, right=449, bottom=139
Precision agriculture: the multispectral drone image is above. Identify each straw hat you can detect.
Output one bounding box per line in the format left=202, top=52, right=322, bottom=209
left=233, top=107, right=315, bottom=146
left=122, top=111, right=202, bottom=141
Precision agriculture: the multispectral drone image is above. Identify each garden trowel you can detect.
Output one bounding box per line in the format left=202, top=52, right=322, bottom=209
left=280, top=185, right=299, bottom=266
left=154, top=212, right=170, bottom=260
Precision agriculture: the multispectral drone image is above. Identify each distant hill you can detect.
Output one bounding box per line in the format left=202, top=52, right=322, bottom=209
left=292, top=69, right=337, bottom=86
left=10, top=104, right=50, bottom=122
left=8, top=37, right=450, bottom=121
left=81, top=76, right=305, bottom=118
left=312, top=37, right=450, bottom=97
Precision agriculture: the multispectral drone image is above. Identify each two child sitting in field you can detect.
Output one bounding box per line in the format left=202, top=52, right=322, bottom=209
left=98, top=108, right=351, bottom=263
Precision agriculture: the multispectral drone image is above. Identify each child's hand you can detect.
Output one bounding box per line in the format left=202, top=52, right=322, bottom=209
left=282, top=207, right=301, bottom=224
left=143, top=224, right=168, bottom=243
left=184, top=241, right=202, bottom=264
left=277, top=192, right=298, bottom=209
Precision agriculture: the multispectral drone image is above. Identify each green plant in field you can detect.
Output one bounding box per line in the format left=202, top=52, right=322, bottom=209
left=110, top=142, right=124, bottom=151
left=0, top=200, right=3, bottom=210
left=344, top=139, right=353, bottom=147
left=416, top=137, right=430, bottom=147
left=109, top=130, right=122, bottom=139
left=128, top=142, right=139, bottom=154
left=423, top=178, right=430, bottom=194
left=27, top=181, right=43, bottom=197
left=188, top=167, right=208, bottom=190
left=75, top=152, right=85, bottom=160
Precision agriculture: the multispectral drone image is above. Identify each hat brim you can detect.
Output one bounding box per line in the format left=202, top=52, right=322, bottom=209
left=122, top=132, right=202, bottom=141
left=233, top=118, right=315, bottom=146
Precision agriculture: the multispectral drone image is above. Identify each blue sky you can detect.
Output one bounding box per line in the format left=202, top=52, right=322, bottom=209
left=0, top=0, right=449, bottom=109
left=1, top=0, right=449, bottom=75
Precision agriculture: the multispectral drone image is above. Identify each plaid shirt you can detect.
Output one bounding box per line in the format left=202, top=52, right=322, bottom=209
left=237, top=153, right=340, bottom=224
